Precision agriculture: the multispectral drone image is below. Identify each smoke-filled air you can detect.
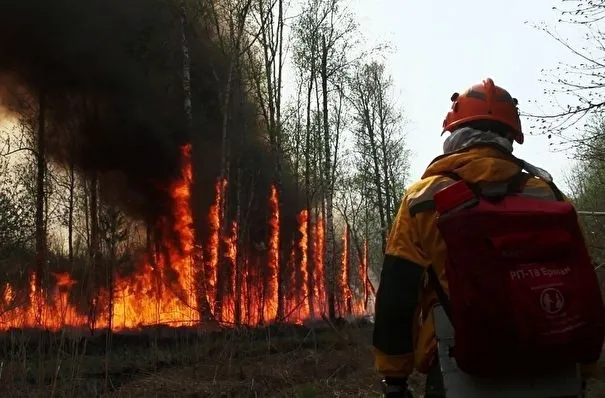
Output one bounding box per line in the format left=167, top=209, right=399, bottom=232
left=0, top=0, right=392, bottom=332
left=0, top=0, right=604, bottom=396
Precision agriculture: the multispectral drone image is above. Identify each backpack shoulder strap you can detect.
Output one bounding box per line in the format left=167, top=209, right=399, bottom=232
left=439, top=170, right=529, bottom=201
left=409, top=170, right=526, bottom=216
left=505, top=171, right=532, bottom=195
left=425, top=171, right=530, bottom=320
left=508, top=154, right=565, bottom=202
left=546, top=180, right=565, bottom=202
left=427, top=264, right=452, bottom=320
left=513, top=172, right=565, bottom=202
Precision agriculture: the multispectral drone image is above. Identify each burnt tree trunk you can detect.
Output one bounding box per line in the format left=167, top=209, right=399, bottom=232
left=34, top=90, right=46, bottom=297
left=274, top=0, right=286, bottom=323
left=214, top=1, right=249, bottom=322
left=320, top=36, right=337, bottom=320
left=180, top=0, right=215, bottom=324
left=234, top=167, right=243, bottom=324
left=68, top=158, right=75, bottom=265
left=88, top=173, right=100, bottom=332
left=34, top=89, right=46, bottom=387
left=303, top=29, right=317, bottom=318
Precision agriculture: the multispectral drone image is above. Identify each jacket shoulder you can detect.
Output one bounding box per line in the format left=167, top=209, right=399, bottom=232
left=405, top=175, right=457, bottom=216
left=521, top=175, right=567, bottom=202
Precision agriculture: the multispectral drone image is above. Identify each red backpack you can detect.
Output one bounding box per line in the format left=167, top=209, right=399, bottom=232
left=428, top=170, right=605, bottom=377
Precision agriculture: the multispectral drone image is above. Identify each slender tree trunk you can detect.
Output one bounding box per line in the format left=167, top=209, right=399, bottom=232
left=363, top=239, right=369, bottom=311
left=145, top=218, right=159, bottom=324
left=34, top=89, right=46, bottom=386
left=215, top=1, right=251, bottom=322
left=293, top=75, right=304, bottom=198
left=68, top=159, right=75, bottom=265
left=104, top=210, right=116, bottom=393
left=304, top=80, right=316, bottom=316
left=256, top=0, right=286, bottom=320
left=215, top=33, right=236, bottom=323
left=364, top=115, right=387, bottom=252
left=320, top=36, right=337, bottom=320
left=235, top=167, right=243, bottom=324
left=88, top=172, right=99, bottom=333
left=303, top=40, right=316, bottom=318
left=371, top=157, right=387, bottom=252
left=180, top=0, right=215, bottom=324
left=154, top=227, right=163, bottom=324
left=343, top=224, right=352, bottom=315
left=180, top=0, right=192, bottom=124
left=376, top=74, right=393, bottom=227
left=35, top=90, right=46, bottom=295
left=364, top=188, right=371, bottom=309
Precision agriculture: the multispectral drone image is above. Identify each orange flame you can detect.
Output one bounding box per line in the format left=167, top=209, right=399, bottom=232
left=339, top=224, right=351, bottom=317
left=353, top=239, right=368, bottom=316
left=297, top=210, right=310, bottom=321
left=207, top=179, right=226, bottom=310
left=222, top=221, right=237, bottom=323
left=264, top=185, right=279, bottom=322
left=0, top=144, right=374, bottom=331
left=313, top=215, right=326, bottom=318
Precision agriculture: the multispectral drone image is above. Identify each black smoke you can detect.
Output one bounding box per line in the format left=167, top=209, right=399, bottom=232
left=0, top=0, right=302, bottom=247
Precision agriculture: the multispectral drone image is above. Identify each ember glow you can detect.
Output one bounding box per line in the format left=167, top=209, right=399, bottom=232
left=0, top=145, right=372, bottom=331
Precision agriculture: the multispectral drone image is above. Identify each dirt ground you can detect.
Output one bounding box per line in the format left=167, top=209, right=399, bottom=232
left=101, top=326, right=605, bottom=398
left=1, top=322, right=604, bottom=397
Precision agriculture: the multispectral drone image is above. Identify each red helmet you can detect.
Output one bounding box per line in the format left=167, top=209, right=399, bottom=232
left=442, top=78, right=524, bottom=144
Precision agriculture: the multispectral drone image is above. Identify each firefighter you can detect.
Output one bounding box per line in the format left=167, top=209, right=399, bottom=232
left=372, top=78, right=598, bottom=397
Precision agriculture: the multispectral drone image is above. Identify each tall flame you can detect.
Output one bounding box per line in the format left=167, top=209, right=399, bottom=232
left=296, top=209, right=310, bottom=321
left=353, top=239, right=368, bottom=316
left=207, top=180, right=225, bottom=310
left=265, top=185, right=279, bottom=322
left=222, top=221, right=238, bottom=323
left=313, top=215, right=326, bottom=318
left=0, top=144, right=374, bottom=331
left=339, top=224, right=351, bottom=317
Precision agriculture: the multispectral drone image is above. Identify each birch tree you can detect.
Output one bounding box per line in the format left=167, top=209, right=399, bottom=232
left=289, top=0, right=361, bottom=319
left=348, top=61, right=409, bottom=253
left=246, top=0, right=289, bottom=319
left=205, top=0, right=254, bottom=322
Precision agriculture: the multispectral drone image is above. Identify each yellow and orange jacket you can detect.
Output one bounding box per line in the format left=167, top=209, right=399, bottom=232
left=372, top=143, right=598, bottom=379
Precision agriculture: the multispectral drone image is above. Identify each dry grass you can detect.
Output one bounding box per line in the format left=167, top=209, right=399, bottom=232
left=585, top=355, right=605, bottom=398
left=103, top=323, right=382, bottom=398
left=1, top=323, right=605, bottom=397
left=0, top=322, right=383, bottom=397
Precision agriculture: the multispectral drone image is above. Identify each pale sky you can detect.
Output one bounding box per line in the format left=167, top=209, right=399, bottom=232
left=348, top=0, right=588, bottom=194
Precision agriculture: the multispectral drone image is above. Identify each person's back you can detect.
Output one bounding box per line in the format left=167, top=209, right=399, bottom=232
left=372, top=78, right=605, bottom=397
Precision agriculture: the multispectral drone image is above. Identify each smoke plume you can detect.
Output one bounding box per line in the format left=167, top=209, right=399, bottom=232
left=0, top=0, right=301, bottom=241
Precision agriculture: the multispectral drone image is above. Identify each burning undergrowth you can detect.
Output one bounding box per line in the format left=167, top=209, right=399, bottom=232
left=0, top=0, right=371, bottom=331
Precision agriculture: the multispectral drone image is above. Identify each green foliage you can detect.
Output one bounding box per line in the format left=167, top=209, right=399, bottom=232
left=567, top=115, right=605, bottom=267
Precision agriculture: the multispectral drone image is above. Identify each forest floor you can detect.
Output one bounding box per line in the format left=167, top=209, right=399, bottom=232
left=0, top=320, right=604, bottom=397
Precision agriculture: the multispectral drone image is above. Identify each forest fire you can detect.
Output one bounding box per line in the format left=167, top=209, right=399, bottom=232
left=0, top=145, right=372, bottom=332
